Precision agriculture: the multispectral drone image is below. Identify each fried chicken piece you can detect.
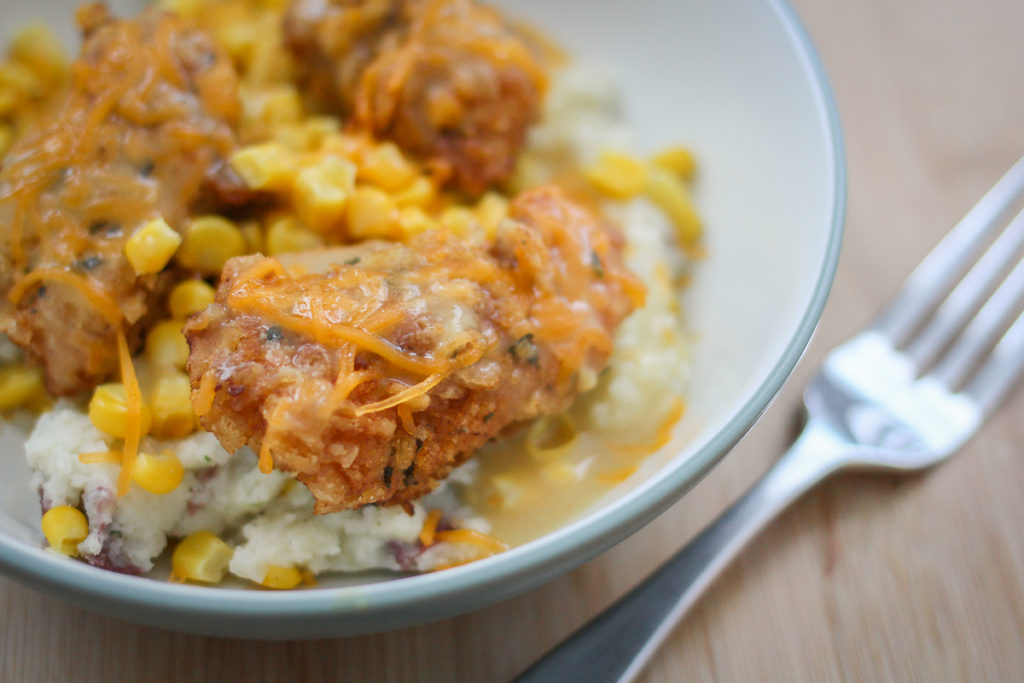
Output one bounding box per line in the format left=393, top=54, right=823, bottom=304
left=185, top=186, right=643, bottom=512
left=284, top=0, right=546, bottom=195
left=0, top=6, right=250, bottom=396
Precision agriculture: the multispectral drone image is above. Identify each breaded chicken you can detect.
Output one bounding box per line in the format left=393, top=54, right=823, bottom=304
left=184, top=186, right=643, bottom=512
left=0, top=6, right=249, bottom=396
left=284, top=0, right=546, bottom=195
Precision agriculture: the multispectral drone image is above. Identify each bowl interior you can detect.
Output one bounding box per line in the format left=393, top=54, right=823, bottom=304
left=0, top=0, right=842, bottom=635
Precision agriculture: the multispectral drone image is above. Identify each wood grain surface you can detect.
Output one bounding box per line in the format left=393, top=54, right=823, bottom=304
left=3, top=0, right=1024, bottom=680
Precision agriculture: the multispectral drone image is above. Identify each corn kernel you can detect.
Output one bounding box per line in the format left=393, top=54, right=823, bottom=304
left=245, top=21, right=292, bottom=86
left=0, top=364, right=43, bottom=411
left=89, top=383, right=152, bottom=439
left=0, top=61, right=41, bottom=99
left=393, top=176, right=436, bottom=208
left=346, top=187, right=397, bottom=239
left=240, top=220, right=264, bottom=254
left=145, top=320, right=188, bottom=371
left=242, top=85, right=303, bottom=136
left=293, top=156, right=357, bottom=232
left=132, top=451, right=184, bottom=495
left=358, top=142, right=417, bottom=192
left=396, top=207, right=436, bottom=240
left=261, top=565, right=303, bottom=589
left=645, top=166, right=702, bottom=246
left=230, top=143, right=296, bottom=192
left=651, top=146, right=697, bottom=180
left=0, top=124, right=14, bottom=158
left=475, top=192, right=509, bottom=238
left=583, top=151, right=648, bottom=199
left=125, top=217, right=181, bottom=276
left=176, top=215, right=247, bottom=275
left=215, top=21, right=257, bottom=66
left=40, top=505, right=88, bottom=557
left=168, top=280, right=216, bottom=319
left=509, top=152, right=548, bottom=193
left=265, top=215, right=323, bottom=255
left=0, top=88, right=16, bottom=117
left=157, top=0, right=202, bottom=17
left=440, top=205, right=484, bottom=244
left=149, top=372, right=196, bottom=439
left=8, top=24, right=68, bottom=87
left=172, top=531, right=233, bottom=584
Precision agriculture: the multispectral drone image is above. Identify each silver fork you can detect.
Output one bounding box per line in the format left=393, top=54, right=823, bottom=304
left=516, top=156, right=1024, bottom=683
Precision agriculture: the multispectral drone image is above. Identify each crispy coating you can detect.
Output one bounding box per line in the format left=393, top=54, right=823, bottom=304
left=284, top=0, right=545, bottom=195
left=0, top=6, right=249, bottom=396
left=185, top=186, right=642, bottom=512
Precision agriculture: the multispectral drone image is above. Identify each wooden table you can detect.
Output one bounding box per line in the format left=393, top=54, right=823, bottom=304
left=4, top=0, right=1024, bottom=680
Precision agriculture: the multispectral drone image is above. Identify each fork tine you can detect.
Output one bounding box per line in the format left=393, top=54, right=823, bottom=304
left=932, top=253, right=1024, bottom=389
left=874, top=156, right=1024, bottom=345
left=903, top=207, right=1024, bottom=369
left=961, top=305, right=1024, bottom=414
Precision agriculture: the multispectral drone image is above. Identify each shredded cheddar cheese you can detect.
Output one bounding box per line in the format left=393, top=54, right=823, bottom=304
left=434, top=528, right=508, bottom=554
left=7, top=269, right=123, bottom=326
left=419, top=508, right=443, bottom=547
left=77, top=450, right=122, bottom=464
left=115, top=329, right=143, bottom=495
left=192, top=372, right=217, bottom=417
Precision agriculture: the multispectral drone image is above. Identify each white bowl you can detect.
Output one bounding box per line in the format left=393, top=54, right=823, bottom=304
left=0, top=0, right=843, bottom=637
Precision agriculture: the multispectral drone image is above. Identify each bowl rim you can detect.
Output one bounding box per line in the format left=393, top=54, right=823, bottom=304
left=0, top=0, right=846, bottom=633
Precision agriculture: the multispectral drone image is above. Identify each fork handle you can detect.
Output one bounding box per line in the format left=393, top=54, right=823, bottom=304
left=514, top=421, right=847, bottom=683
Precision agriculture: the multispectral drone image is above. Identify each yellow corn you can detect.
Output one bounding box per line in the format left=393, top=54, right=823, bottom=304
left=396, top=207, right=436, bottom=240
left=274, top=120, right=339, bottom=151
left=265, top=215, right=323, bottom=255
left=358, top=142, right=417, bottom=192
left=583, top=151, right=648, bottom=199
left=346, top=187, right=397, bottom=239
left=89, top=383, right=152, bottom=439
left=645, top=166, right=702, bottom=246
left=171, top=531, right=234, bottom=584
left=245, top=85, right=302, bottom=130
left=509, top=152, right=548, bottom=193
left=440, top=205, right=484, bottom=243
left=475, top=192, right=509, bottom=238
left=8, top=24, right=69, bottom=87
left=168, top=280, right=216, bottom=319
left=240, top=220, right=265, bottom=254
left=244, top=18, right=292, bottom=86
left=0, top=364, right=44, bottom=411
left=0, top=60, right=41, bottom=99
left=40, top=506, right=88, bottom=557
left=0, top=88, right=16, bottom=117
left=149, top=372, right=196, bottom=440
left=261, top=565, right=303, bottom=589
left=214, top=21, right=257, bottom=66
left=230, top=143, right=296, bottom=192
left=393, top=176, right=436, bottom=208
left=0, top=123, right=14, bottom=158
left=125, top=217, right=182, bottom=276
left=132, top=451, right=185, bottom=495
left=651, top=146, right=697, bottom=180
left=157, top=0, right=203, bottom=17
left=176, top=215, right=247, bottom=276
left=292, top=156, right=357, bottom=233
left=145, top=320, right=189, bottom=371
